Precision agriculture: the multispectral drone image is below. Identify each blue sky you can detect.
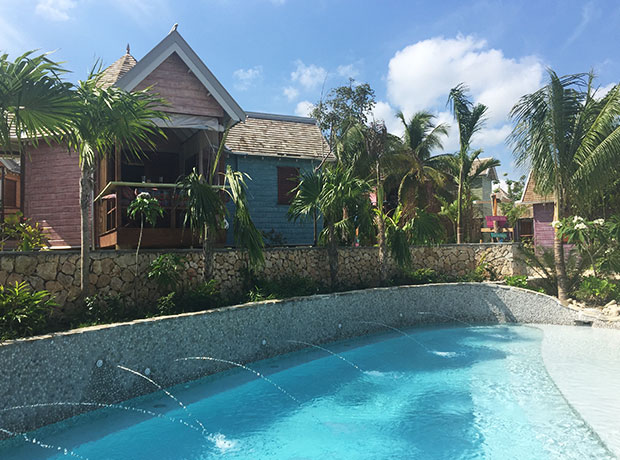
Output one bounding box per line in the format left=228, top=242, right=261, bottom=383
left=1, top=0, right=619, bottom=182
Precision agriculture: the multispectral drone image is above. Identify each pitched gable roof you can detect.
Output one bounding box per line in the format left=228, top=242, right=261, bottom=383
left=519, top=171, right=554, bottom=204
left=100, top=52, right=137, bottom=88
left=471, top=157, right=499, bottom=181
left=114, top=29, right=245, bottom=124
left=226, top=112, right=331, bottom=160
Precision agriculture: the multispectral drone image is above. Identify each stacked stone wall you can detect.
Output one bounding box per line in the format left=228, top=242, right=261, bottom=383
left=0, top=243, right=524, bottom=305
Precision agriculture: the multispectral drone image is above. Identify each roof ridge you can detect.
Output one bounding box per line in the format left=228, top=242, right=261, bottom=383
left=245, top=111, right=316, bottom=125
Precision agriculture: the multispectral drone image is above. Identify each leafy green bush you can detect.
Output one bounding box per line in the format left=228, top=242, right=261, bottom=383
left=247, top=275, right=322, bottom=301
left=156, top=280, right=220, bottom=316
left=148, top=253, right=186, bottom=292
left=574, top=276, right=619, bottom=305
left=0, top=212, right=48, bottom=251
left=505, top=275, right=529, bottom=289
left=82, top=294, right=135, bottom=324
left=0, top=282, right=56, bottom=340
left=399, top=268, right=444, bottom=285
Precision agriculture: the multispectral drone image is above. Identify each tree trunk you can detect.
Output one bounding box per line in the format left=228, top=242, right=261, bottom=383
left=202, top=225, right=215, bottom=282
left=79, top=164, right=94, bottom=298
left=553, top=197, right=568, bottom=303
left=376, top=212, right=387, bottom=284
left=312, top=208, right=318, bottom=247
left=327, top=223, right=338, bottom=289
left=456, top=165, right=464, bottom=244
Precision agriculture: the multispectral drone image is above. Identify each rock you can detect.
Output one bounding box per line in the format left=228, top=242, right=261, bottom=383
left=36, top=262, right=58, bottom=281
left=91, top=260, right=102, bottom=275
left=0, top=257, right=14, bottom=272
left=96, top=274, right=111, bottom=289
left=15, top=255, right=36, bottom=275
left=604, top=300, right=618, bottom=308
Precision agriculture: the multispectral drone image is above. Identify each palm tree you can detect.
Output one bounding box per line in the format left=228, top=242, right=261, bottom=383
left=0, top=51, right=74, bottom=153
left=178, top=134, right=264, bottom=280
left=69, top=70, right=166, bottom=297
left=289, top=164, right=370, bottom=287
left=393, top=111, right=450, bottom=211
left=510, top=70, right=620, bottom=302
left=447, top=84, right=499, bottom=243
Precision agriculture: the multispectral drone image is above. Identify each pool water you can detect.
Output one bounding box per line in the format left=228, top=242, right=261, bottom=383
left=0, top=325, right=615, bottom=459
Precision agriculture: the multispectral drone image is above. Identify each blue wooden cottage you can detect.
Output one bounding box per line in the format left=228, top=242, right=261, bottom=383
left=225, top=112, right=329, bottom=246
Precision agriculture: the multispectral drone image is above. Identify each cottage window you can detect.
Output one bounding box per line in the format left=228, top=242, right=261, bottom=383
left=277, top=166, right=299, bottom=205
left=4, top=179, right=17, bottom=208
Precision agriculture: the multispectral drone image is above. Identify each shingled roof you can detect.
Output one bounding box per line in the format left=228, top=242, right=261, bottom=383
left=471, top=157, right=499, bottom=180
left=226, top=112, right=331, bottom=160
left=99, top=51, right=137, bottom=88
left=519, top=172, right=554, bottom=204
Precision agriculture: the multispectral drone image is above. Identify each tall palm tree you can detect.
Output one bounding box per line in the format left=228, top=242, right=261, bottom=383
left=393, top=111, right=450, bottom=211
left=0, top=51, right=74, bottom=152
left=69, top=70, right=166, bottom=296
left=444, top=150, right=501, bottom=241
left=447, top=84, right=497, bottom=243
left=510, top=70, right=620, bottom=302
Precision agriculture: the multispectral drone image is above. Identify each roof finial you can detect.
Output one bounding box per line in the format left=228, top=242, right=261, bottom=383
left=126, top=43, right=130, bottom=54
left=169, top=23, right=178, bottom=34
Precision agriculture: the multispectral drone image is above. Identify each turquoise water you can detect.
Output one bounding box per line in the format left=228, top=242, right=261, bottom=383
left=0, top=325, right=615, bottom=459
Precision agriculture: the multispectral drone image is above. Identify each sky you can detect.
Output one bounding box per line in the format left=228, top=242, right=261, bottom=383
left=1, top=0, right=619, bottom=183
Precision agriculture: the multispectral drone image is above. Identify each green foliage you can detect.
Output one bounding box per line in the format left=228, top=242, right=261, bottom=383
left=82, top=293, right=134, bottom=324
left=0, top=281, right=56, bottom=340
left=555, top=215, right=620, bottom=275
left=397, top=268, right=444, bottom=285
left=0, top=212, right=48, bottom=251
left=156, top=280, right=220, bottom=316
left=0, top=51, right=74, bottom=152
left=516, top=241, right=588, bottom=295
left=147, top=253, right=186, bottom=292
left=505, top=275, right=529, bottom=289
left=247, top=275, right=323, bottom=302
left=262, top=229, right=287, bottom=247
left=127, top=192, right=163, bottom=227
left=574, top=276, right=619, bottom=305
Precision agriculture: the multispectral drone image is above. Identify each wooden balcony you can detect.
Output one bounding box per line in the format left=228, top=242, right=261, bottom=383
left=95, top=181, right=198, bottom=249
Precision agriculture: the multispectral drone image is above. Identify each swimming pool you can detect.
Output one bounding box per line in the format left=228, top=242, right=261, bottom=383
left=0, top=325, right=615, bottom=459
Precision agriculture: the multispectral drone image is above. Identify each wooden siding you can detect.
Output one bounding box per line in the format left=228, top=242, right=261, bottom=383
left=134, top=52, right=224, bottom=118
left=533, top=203, right=554, bottom=248
left=225, top=155, right=319, bottom=245
left=23, top=143, right=82, bottom=247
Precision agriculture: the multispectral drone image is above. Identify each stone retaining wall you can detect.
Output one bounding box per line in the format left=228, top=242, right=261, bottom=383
left=0, top=243, right=524, bottom=305
left=0, top=284, right=585, bottom=436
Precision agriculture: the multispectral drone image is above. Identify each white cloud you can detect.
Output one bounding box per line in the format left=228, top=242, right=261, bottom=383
left=294, top=100, right=314, bottom=117
left=233, top=65, right=263, bottom=91
left=35, top=0, right=76, bottom=21
left=473, top=124, right=512, bottom=149
left=565, top=1, right=596, bottom=46
left=596, top=82, right=617, bottom=99
left=337, top=64, right=359, bottom=80
left=387, top=35, right=544, bottom=127
left=370, top=101, right=404, bottom=137
left=291, top=60, right=327, bottom=90
left=283, top=86, right=299, bottom=101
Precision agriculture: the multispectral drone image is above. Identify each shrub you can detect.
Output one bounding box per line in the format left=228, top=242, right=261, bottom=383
left=400, top=268, right=444, bottom=285
left=156, top=280, right=220, bottom=316
left=0, top=212, right=48, bottom=251
left=148, top=253, right=186, bottom=292
left=247, top=275, right=322, bottom=301
left=0, top=282, right=56, bottom=340
left=81, top=294, right=135, bottom=324
left=505, top=275, right=528, bottom=289
left=574, top=276, right=619, bottom=305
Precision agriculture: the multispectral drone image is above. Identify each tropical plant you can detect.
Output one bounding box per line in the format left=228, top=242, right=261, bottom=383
left=0, top=212, right=48, bottom=251
left=392, top=111, right=450, bottom=209
left=156, top=280, right=219, bottom=316
left=447, top=84, right=500, bottom=244
left=127, top=192, right=163, bottom=280
left=385, top=205, right=444, bottom=268
left=288, top=164, right=371, bottom=287
left=505, top=275, right=529, bottom=289
left=0, top=281, right=56, bottom=340
left=0, top=51, right=74, bottom=153
left=574, top=276, right=619, bottom=305
left=510, top=71, right=620, bottom=301
left=178, top=166, right=264, bottom=280
left=148, top=253, right=187, bottom=292
left=69, top=69, right=166, bottom=297
left=555, top=215, right=620, bottom=276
